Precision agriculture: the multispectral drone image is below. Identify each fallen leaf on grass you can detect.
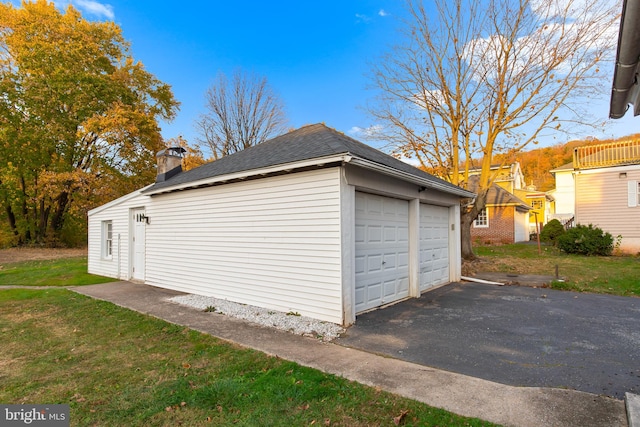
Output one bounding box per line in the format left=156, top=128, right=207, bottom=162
left=70, top=394, right=85, bottom=402
left=393, top=409, right=409, bottom=425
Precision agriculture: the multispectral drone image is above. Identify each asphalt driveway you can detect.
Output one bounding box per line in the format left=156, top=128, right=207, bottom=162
left=336, top=282, right=640, bottom=399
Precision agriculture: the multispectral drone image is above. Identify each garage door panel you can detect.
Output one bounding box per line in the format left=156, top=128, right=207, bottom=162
left=355, top=287, right=364, bottom=306
left=381, top=253, right=396, bottom=270
left=369, top=197, right=383, bottom=214
left=383, top=226, right=397, bottom=242
left=367, top=254, right=383, bottom=273
left=383, top=279, right=398, bottom=298
left=369, top=226, right=383, bottom=243
left=366, top=283, right=382, bottom=304
left=399, top=226, right=409, bottom=242
left=355, top=192, right=410, bottom=313
left=397, top=251, right=408, bottom=268
left=355, top=255, right=365, bottom=274
left=420, top=204, right=450, bottom=292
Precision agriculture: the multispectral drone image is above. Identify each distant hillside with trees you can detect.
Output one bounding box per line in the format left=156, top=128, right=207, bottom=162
left=495, top=134, right=640, bottom=192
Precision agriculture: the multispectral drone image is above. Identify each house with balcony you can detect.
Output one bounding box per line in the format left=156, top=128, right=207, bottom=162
left=570, top=140, right=640, bottom=253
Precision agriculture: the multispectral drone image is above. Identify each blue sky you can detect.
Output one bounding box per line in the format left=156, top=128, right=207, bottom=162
left=13, top=1, right=640, bottom=151
left=68, top=0, right=403, bottom=150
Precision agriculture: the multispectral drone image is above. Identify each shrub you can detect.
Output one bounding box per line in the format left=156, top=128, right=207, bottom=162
left=540, top=219, right=565, bottom=246
left=557, top=224, right=613, bottom=256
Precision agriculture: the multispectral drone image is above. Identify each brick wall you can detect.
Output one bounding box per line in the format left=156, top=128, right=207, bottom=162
left=471, top=206, right=515, bottom=244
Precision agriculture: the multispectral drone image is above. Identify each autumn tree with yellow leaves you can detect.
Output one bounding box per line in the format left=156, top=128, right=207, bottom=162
left=0, top=1, right=179, bottom=245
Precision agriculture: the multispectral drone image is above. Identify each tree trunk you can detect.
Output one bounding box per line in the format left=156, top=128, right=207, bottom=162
left=20, top=176, right=31, bottom=243
left=50, top=191, right=69, bottom=234
left=460, top=210, right=475, bottom=260
left=460, top=189, right=488, bottom=260
left=5, top=204, right=19, bottom=236
left=38, top=199, right=50, bottom=241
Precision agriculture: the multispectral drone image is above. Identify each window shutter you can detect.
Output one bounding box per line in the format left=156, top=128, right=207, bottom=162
left=628, top=181, right=638, bottom=207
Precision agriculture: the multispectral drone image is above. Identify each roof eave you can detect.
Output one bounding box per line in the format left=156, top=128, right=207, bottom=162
left=142, top=154, right=353, bottom=196
left=485, top=203, right=531, bottom=210
left=349, top=157, right=476, bottom=198
left=88, top=184, right=153, bottom=216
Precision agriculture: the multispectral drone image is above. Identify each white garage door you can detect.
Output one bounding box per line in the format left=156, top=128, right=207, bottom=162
left=420, top=204, right=450, bottom=292
left=355, top=192, right=410, bottom=313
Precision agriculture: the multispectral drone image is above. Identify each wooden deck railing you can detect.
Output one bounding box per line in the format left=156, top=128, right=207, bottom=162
left=573, top=140, right=640, bottom=170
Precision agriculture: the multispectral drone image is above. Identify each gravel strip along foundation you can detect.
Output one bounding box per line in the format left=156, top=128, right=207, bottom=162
left=169, top=294, right=345, bottom=341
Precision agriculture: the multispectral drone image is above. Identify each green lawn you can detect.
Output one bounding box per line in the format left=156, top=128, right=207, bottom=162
left=474, top=243, right=640, bottom=297
left=0, top=288, right=495, bottom=426
left=0, top=257, right=113, bottom=286
left=2, top=247, right=634, bottom=424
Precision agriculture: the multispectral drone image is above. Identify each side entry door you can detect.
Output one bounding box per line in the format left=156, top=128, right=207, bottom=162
left=131, top=208, right=146, bottom=281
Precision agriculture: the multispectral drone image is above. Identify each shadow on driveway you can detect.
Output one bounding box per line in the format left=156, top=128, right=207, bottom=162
left=336, top=282, right=640, bottom=399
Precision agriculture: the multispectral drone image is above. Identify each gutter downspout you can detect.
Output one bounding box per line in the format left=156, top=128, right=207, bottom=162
left=461, top=275, right=504, bottom=286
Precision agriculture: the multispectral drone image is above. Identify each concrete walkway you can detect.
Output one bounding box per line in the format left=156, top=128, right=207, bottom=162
left=70, top=281, right=628, bottom=427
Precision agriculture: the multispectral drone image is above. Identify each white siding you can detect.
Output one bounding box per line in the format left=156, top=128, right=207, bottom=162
left=87, top=189, right=150, bottom=279
left=575, top=167, right=640, bottom=252
left=145, top=168, right=344, bottom=324
left=552, top=170, right=575, bottom=215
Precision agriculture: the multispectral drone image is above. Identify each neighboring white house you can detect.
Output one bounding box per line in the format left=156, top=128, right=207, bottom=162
left=548, top=162, right=575, bottom=224
left=88, top=124, right=474, bottom=326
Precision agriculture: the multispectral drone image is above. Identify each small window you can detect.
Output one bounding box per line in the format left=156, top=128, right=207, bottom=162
left=102, top=221, right=113, bottom=259
left=531, top=200, right=543, bottom=209
left=474, top=208, right=489, bottom=228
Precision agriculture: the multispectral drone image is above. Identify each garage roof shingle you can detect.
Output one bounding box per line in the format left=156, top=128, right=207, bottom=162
left=145, top=123, right=470, bottom=196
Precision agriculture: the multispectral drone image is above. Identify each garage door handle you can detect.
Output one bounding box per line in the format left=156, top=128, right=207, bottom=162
left=382, top=261, right=386, bottom=265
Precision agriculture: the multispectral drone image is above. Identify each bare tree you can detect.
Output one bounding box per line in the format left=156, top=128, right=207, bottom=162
left=196, top=70, right=288, bottom=160
left=367, top=0, right=619, bottom=258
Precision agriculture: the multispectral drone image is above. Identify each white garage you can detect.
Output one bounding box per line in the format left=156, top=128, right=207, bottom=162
left=355, top=192, right=410, bottom=313
left=88, top=124, right=474, bottom=326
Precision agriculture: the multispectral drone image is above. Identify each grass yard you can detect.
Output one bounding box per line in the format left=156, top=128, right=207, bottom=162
left=0, top=288, right=495, bottom=427
left=473, top=243, right=640, bottom=297
left=0, top=257, right=113, bottom=286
